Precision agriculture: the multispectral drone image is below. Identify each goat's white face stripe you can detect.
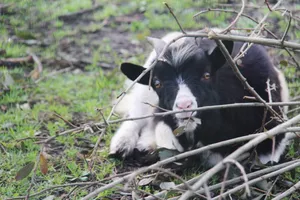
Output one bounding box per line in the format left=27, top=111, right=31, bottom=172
left=173, top=83, right=198, bottom=119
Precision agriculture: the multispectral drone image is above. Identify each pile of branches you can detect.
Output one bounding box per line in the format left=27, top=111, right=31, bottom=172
left=8, top=0, right=300, bottom=200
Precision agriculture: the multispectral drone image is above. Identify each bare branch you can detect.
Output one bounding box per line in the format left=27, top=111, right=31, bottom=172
left=212, top=161, right=300, bottom=200
left=204, top=182, right=212, bottom=200
left=265, top=0, right=272, bottom=11
left=81, top=124, right=300, bottom=199
left=107, top=30, right=300, bottom=123
left=222, top=158, right=251, bottom=196
left=193, top=8, right=300, bottom=69
left=25, top=145, right=44, bottom=200
left=220, top=0, right=245, bottom=34
left=281, top=11, right=292, bottom=43
left=99, top=102, right=300, bottom=127
left=272, top=180, right=300, bottom=200
left=147, top=160, right=299, bottom=200
left=178, top=114, right=300, bottom=199
left=164, top=2, right=186, bottom=34
left=218, top=164, right=230, bottom=200
left=213, top=37, right=283, bottom=121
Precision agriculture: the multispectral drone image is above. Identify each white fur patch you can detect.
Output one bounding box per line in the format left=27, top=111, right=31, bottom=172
left=258, top=134, right=290, bottom=164
left=109, top=120, right=141, bottom=156
left=195, top=141, right=224, bottom=167
left=155, top=121, right=184, bottom=152
left=136, top=121, right=157, bottom=152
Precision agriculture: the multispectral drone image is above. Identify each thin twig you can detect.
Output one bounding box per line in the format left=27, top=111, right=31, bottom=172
left=193, top=8, right=300, bottom=69
left=25, top=145, right=44, bottom=200
left=213, top=37, right=283, bottom=121
left=27, top=51, right=43, bottom=74
left=142, top=102, right=170, bottom=112
left=212, top=162, right=300, bottom=200
left=98, top=102, right=300, bottom=127
left=36, top=126, right=83, bottom=144
left=35, top=102, right=300, bottom=145
left=220, top=0, right=245, bottom=34
left=6, top=172, right=131, bottom=200
left=223, top=158, right=251, bottom=196
left=204, top=182, right=212, bottom=200
left=53, top=112, right=77, bottom=128
left=234, top=0, right=284, bottom=61
left=281, top=11, right=292, bottom=44
left=264, top=176, right=279, bottom=200
left=265, top=0, right=272, bottom=11
left=0, top=142, right=7, bottom=154
left=89, top=128, right=106, bottom=159
left=58, top=4, right=103, bottom=20
left=148, top=160, right=299, bottom=200
left=272, top=180, right=300, bottom=200
left=218, top=164, right=230, bottom=200
left=164, top=2, right=186, bottom=34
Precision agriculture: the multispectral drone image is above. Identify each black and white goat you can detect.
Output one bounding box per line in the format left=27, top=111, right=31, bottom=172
left=110, top=31, right=290, bottom=167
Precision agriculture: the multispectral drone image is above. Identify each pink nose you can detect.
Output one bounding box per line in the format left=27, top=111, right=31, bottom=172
left=176, top=99, right=193, bottom=109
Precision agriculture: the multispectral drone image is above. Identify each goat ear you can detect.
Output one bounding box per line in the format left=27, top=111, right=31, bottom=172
left=147, top=37, right=166, bottom=56
left=208, top=40, right=234, bottom=72
left=120, top=63, right=150, bottom=85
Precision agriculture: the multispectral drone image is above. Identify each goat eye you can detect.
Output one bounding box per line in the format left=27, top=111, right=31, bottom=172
left=154, top=78, right=162, bottom=88
left=203, top=72, right=210, bottom=80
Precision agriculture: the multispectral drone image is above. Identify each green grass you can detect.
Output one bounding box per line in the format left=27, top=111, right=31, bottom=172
left=0, top=0, right=299, bottom=199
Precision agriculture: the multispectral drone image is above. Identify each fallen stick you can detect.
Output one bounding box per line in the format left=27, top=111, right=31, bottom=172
left=58, top=4, right=103, bottom=21
left=0, top=56, right=33, bottom=67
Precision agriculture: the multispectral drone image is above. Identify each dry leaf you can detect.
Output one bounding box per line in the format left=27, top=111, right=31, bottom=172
left=15, top=162, right=35, bottom=181
left=173, top=126, right=185, bottom=136
left=40, top=152, right=48, bottom=175
left=30, top=68, right=40, bottom=80
left=159, top=182, right=175, bottom=190
left=138, top=177, right=154, bottom=186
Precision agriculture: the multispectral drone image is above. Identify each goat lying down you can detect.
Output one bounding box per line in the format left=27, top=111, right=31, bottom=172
left=110, top=31, right=290, bottom=167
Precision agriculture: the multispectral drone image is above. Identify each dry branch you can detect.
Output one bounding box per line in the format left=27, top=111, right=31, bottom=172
left=164, top=2, right=186, bottom=34
left=222, top=158, right=250, bottom=196
left=157, top=160, right=299, bottom=200
left=99, top=102, right=300, bottom=127
left=178, top=114, right=300, bottom=199
left=0, top=56, right=33, bottom=67
left=213, top=38, right=283, bottom=121
left=106, top=30, right=300, bottom=121
left=212, top=161, right=300, bottom=200
left=272, top=180, right=300, bottom=200
left=81, top=125, right=299, bottom=200
left=193, top=8, right=300, bottom=69
left=57, top=4, right=103, bottom=21
left=35, top=102, right=300, bottom=145
left=220, top=0, right=245, bottom=34
left=25, top=145, right=44, bottom=200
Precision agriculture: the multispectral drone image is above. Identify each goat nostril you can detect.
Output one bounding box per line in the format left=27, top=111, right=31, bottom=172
left=176, top=101, right=193, bottom=109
